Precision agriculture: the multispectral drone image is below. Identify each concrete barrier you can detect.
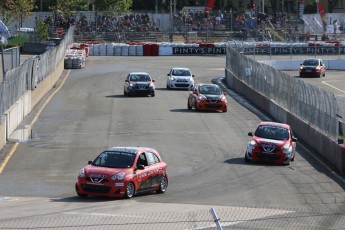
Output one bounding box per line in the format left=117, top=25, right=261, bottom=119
left=2, top=56, right=65, bottom=146
left=225, top=68, right=345, bottom=173
left=260, top=59, right=345, bottom=71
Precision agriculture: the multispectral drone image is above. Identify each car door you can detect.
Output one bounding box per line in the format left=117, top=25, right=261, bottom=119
left=145, top=151, right=164, bottom=189
left=189, top=85, right=198, bottom=107
left=124, top=74, right=130, bottom=94
left=135, top=152, right=151, bottom=192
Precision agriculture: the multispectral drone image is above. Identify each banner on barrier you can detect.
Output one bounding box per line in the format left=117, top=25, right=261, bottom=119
left=173, top=47, right=226, bottom=55
left=242, top=46, right=345, bottom=55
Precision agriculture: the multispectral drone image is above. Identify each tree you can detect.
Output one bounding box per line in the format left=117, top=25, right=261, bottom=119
left=95, top=0, right=132, bottom=12
left=0, top=0, right=15, bottom=25
left=56, top=0, right=89, bottom=17
left=6, top=0, right=35, bottom=28
left=35, top=18, right=48, bottom=42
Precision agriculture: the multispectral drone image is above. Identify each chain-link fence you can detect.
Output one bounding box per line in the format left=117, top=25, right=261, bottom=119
left=0, top=26, right=75, bottom=123
left=0, top=207, right=344, bottom=229
left=225, top=43, right=341, bottom=142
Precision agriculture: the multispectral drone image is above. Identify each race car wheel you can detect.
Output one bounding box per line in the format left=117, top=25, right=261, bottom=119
left=157, top=176, right=168, bottom=194
left=291, top=153, right=295, bottom=162
left=125, top=182, right=135, bottom=199
left=123, top=90, right=127, bottom=96
left=187, top=101, right=192, bottom=110
left=244, top=152, right=250, bottom=162
left=151, top=93, right=155, bottom=97
left=222, top=108, right=227, bottom=112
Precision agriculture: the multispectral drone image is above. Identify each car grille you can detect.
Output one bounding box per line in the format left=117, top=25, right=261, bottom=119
left=176, top=79, right=189, bottom=82
left=205, top=104, right=222, bottom=109
left=256, top=152, right=282, bottom=161
left=81, top=184, right=111, bottom=194
left=175, top=83, right=190, bottom=87
left=134, top=84, right=148, bottom=89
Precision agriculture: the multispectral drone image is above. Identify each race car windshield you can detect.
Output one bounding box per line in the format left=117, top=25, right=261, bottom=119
left=199, top=86, right=221, bottom=95
left=92, top=151, right=136, bottom=168
left=130, top=74, right=151, bottom=82
left=303, top=60, right=318, bottom=66
left=172, top=69, right=191, bottom=76
left=254, top=126, right=289, bottom=140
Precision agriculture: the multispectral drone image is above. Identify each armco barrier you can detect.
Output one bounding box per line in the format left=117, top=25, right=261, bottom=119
left=225, top=50, right=345, bottom=173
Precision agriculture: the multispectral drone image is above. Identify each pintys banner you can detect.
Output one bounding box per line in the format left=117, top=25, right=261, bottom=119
left=205, top=0, right=215, bottom=12
left=318, top=2, right=327, bottom=29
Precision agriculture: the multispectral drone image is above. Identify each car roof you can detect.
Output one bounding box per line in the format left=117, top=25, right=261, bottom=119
left=304, top=58, right=321, bottom=61
left=196, top=83, right=219, bottom=87
left=258, top=121, right=290, bottom=129
left=106, top=146, right=156, bottom=154
left=171, top=67, right=190, bottom=70
left=129, top=72, right=150, bottom=75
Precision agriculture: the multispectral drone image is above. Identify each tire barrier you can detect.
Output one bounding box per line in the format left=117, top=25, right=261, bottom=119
left=64, top=44, right=87, bottom=69
left=82, top=42, right=227, bottom=56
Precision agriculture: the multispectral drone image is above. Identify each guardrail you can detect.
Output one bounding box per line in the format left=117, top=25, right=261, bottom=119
left=225, top=43, right=345, bottom=173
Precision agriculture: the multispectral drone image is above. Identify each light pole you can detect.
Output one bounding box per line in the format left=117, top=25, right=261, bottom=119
left=0, top=32, right=6, bottom=81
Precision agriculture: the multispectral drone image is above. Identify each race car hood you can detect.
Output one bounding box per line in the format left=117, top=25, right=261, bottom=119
left=253, top=137, right=286, bottom=147
left=84, top=165, right=132, bottom=178
left=204, top=95, right=222, bottom=101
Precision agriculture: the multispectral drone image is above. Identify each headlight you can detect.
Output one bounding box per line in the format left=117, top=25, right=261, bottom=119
left=79, top=168, right=85, bottom=177
left=170, top=77, right=175, bottom=81
left=220, top=95, right=227, bottom=101
left=249, top=139, right=257, bottom=147
left=197, top=95, right=207, bottom=101
left=148, top=83, right=154, bottom=88
left=282, top=143, right=292, bottom=153
left=300, top=66, right=304, bottom=70
left=111, top=172, right=125, bottom=180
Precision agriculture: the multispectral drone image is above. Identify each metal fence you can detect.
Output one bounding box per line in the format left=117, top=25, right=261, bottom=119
left=225, top=43, right=341, bottom=141
left=0, top=207, right=344, bottom=229
left=0, top=26, right=75, bottom=123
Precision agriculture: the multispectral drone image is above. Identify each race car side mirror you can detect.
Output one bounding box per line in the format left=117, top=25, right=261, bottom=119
left=137, top=165, right=145, bottom=170
left=248, top=132, right=253, bottom=136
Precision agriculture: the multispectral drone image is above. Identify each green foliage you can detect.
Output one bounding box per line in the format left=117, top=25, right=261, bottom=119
left=6, top=36, right=28, bottom=47
left=95, top=0, right=132, bottom=12
left=35, top=19, right=48, bottom=42
left=304, top=1, right=317, bottom=14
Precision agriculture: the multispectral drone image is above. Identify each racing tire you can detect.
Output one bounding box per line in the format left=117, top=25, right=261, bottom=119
left=187, top=101, right=192, bottom=110
left=291, top=153, right=295, bottom=162
left=323, top=72, right=326, bottom=77
left=151, top=93, right=155, bottom=97
left=124, top=90, right=127, bottom=96
left=156, top=176, right=168, bottom=194
left=125, top=182, right=135, bottom=199
left=222, top=108, right=227, bottom=113
left=244, top=152, right=250, bottom=162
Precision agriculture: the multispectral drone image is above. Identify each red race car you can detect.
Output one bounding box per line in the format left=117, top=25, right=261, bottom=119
left=245, top=122, right=297, bottom=165
left=75, top=146, right=168, bottom=198
left=187, top=83, right=227, bottom=112
left=299, top=58, right=326, bottom=78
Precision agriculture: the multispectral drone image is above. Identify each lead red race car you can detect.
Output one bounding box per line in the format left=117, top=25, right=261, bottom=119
left=75, top=146, right=168, bottom=198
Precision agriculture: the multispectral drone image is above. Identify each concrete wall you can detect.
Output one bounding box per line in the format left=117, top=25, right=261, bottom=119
left=225, top=68, right=345, bottom=173
left=260, top=59, right=345, bottom=71
left=1, top=56, right=65, bottom=146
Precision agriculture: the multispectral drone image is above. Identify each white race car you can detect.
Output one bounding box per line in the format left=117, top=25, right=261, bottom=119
left=166, top=67, right=195, bottom=90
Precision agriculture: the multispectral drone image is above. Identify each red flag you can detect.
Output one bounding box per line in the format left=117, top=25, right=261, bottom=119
left=318, top=2, right=327, bottom=27
left=205, top=0, right=215, bottom=12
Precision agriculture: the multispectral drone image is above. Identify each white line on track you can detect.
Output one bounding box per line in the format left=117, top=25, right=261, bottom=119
left=322, top=80, right=345, bottom=94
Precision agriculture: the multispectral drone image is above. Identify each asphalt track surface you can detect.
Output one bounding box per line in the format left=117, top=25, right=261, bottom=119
left=0, top=56, right=345, bottom=228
